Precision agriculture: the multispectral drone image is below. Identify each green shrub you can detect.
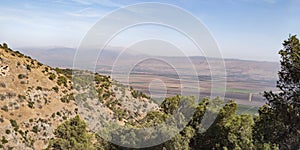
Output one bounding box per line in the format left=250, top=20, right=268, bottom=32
left=5, top=130, right=10, bottom=134
left=115, top=109, right=126, bottom=121
left=15, top=51, right=24, bottom=57
left=28, top=102, right=34, bottom=109
left=132, top=90, right=138, bottom=98
left=95, top=75, right=109, bottom=84
left=103, top=93, right=110, bottom=99
left=2, top=43, right=8, bottom=49
left=18, top=130, right=24, bottom=136
left=57, top=76, right=68, bottom=87
left=55, top=68, right=73, bottom=79
left=36, top=86, right=42, bottom=91
left=56, top=112, right=61, bottom=116
left=97, top=88, right=103, bottom=95
left=10, top=119, right=19, bottom=131
left=60, top=93, right=74, bottom=103
left=52, top=86, right=59, bottom=93
left=18, top=74, right=27, bottom=79
left=37, top=62, right=43, bottom=66
left=131, top=89, right=150, bottom=99
left=101, top=82, right=110, bottom=89
left=1, top=106, right=8, bottom=112
left=32, top=125, right=38, bottom=133
left=48, top=73, right=56, bottom=80
left=26, top=65, right=31, bottom=71
left=45, top=67, right=49, bottom=72
left=1, top=136, right=8, bottom=144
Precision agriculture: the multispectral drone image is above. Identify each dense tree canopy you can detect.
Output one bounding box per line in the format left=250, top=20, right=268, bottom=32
left=254, top=35, right=300, bottom=149
left=47, top=115, right=94, bottom=150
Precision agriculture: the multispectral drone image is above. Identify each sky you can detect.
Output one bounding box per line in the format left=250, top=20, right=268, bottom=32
left=0, top=0, right=299, bottom=61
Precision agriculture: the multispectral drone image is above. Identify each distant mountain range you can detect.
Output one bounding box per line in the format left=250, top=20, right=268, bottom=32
left=17, top=46, right=279, bottom=75
left=16, top=46, right=280, bottom=105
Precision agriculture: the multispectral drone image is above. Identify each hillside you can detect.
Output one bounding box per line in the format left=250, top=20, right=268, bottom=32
left=0, top=44, right=157, bottom=149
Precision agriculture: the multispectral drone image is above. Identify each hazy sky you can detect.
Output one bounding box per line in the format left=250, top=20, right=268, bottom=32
left=0, top=0, right=299, bottom=61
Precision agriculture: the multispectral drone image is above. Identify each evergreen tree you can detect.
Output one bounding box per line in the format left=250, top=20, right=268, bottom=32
left=254, top=35, right=300, bottom=149
left=48, top=115, right=95, bottom=150
left=190, top=101, right=255, bottom=150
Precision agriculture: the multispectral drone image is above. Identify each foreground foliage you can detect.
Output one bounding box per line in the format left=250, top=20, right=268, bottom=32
left=254, top=35, right=300, bottom=149
left=49, top=35, right=300, bottom=149
left=47, top=116, right=94, bottom=150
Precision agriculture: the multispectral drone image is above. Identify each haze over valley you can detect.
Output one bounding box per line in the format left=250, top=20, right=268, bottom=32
left=18, top=46, right=279, bottom=107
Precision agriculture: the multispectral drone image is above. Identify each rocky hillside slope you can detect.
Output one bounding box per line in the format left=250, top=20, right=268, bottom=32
left=0, top=44, right=157, bottom=150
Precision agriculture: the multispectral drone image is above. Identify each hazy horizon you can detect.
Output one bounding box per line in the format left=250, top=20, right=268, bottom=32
left=1, top=0, right=300, bottom=61
left=12, top=45, right=281, bottom=63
